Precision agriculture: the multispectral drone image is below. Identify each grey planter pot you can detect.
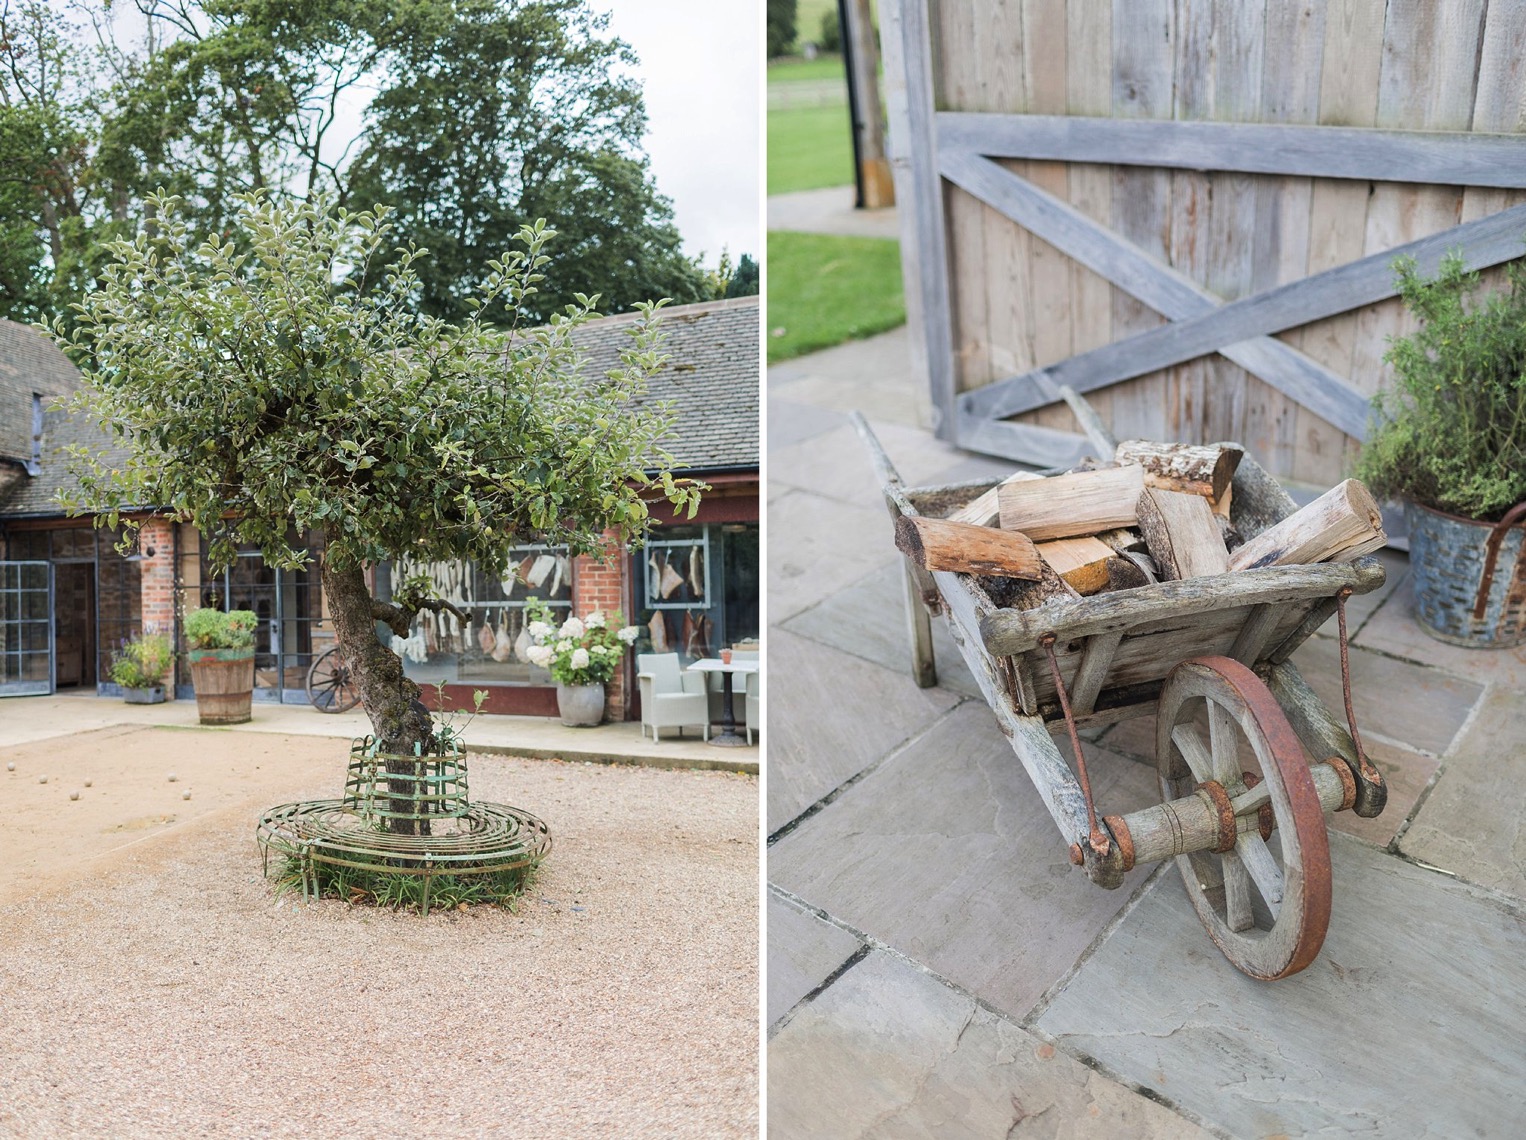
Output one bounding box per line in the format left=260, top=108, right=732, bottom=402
left=1406, top=499, right=1526, bottom=648
left=555, top=683, right=606, bottom=727
left=123, top=686, right=167, bottom=705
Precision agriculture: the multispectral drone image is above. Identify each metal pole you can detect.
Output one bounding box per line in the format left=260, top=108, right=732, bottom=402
left=841, top=0, right=895, bottom=209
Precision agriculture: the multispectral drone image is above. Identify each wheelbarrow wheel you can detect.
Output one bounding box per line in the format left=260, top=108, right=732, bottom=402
left=1156, top=655, right=1332, bottom=980
left=306, top=647, right=361, bottom=713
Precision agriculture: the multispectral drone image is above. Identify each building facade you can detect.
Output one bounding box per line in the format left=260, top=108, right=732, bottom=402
left=0, top=298, right=759, bottom=722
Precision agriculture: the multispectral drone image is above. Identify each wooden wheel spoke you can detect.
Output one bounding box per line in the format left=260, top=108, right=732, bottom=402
left=1221, top=851, right=1254, bottom=933
left=1171, top=723, right=1214, bottom=783
left=1206, top=701, right=1241, bottom=785
left=1236, top=833, right=1284, bottom=919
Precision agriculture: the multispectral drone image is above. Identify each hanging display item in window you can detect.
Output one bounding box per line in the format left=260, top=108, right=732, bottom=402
left=477, top=619, right=495, bottom=655
left=649, top=611, right=669, bottom=651
left=492, top=613, right=515, bottom=663
left=690, top=546, right=704, bottom=595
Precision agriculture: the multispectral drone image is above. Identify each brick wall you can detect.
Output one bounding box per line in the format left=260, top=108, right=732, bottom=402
left=572, top=529, right=630, bottom=719
left=137, top=518, right=177, bottom=640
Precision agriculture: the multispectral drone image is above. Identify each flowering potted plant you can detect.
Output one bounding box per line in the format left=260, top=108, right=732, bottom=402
left=184, top=608, right=259, bottom=724
left=523, top=600, right=640, bottom=726
left=109, top=631, right=175, bottom=704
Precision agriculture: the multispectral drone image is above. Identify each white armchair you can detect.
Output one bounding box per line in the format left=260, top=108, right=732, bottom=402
left=744, top=671, right=760, bottom=746
left=637, top=653, right=709, bottom=742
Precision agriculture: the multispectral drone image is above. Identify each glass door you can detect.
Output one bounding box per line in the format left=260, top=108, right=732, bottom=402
left=0, top=561, right=53, bottom=695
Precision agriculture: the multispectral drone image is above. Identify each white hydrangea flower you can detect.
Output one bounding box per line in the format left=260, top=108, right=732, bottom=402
left=590, top=644, right=608, bottom=655
left=526, top=645, right=553, bottom=668
left=560, top=617, right=585, bottom=639
left=528, top=621, right=553, bottom=640
left=585, top=611, right=605, bottom=629
left=617, top=626, right=639, bottom=645
left=570, top=647, right=590, bottom=670
left=556, top=639, right=573, bottom=652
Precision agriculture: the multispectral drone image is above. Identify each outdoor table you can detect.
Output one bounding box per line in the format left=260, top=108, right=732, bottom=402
left=686, top=658, right=758, bottom=747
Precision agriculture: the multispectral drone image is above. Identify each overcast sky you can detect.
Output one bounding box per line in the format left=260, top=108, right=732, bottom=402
left=603, top=1, right=762, bottom=264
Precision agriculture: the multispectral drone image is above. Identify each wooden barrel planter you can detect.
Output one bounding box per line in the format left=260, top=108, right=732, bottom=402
left=188, top=648, right=256, bottom=725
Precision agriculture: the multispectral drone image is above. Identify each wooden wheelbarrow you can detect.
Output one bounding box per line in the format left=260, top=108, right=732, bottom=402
left=854, top=399, right=1388, bottom=980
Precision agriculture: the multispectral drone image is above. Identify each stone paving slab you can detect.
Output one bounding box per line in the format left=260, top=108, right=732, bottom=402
left=1037, top=832, right=1526, bottom=1139
left=768, top=326, right=930, bottom=430
left=768, top=489, right=901, bottom=624
left=1353, top=571, right=1526, bottom=689
left=1286, top=636, right=1482, bottom=756
left=770, top=418, right=1015, bottom=512
left=770, top=396, right=848, bottom=450
left=766, top=628, right=960, bottom=834
left=1400, top=685, right=1526, bottom=900
left=780, top=562, right=982, bottom=700
left=1340, top=548, right=1408, bottom=633
left=767, top=893, right=862, bottom=1027
left=768, top=950, right=1212, bottom=1139
left=770, top=703, right=1162, bottom=1018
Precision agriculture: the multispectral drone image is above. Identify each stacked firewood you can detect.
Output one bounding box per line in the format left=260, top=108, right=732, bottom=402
left=894, top=440, right=1386, bottom=610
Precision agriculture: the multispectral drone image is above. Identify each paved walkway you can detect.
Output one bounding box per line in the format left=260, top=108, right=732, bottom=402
left=767, top=186, right=901, bottom=241
left=1, top=691, right=757, bottom=774
left=766, top=328, right=1526, bottom=1136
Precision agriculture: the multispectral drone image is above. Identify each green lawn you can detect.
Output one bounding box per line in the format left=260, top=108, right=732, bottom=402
left=768, top=104, right=853, bottom=195
left=766, top=231, right=905, bottom=363
left=767, top=54, right=846, bottom=83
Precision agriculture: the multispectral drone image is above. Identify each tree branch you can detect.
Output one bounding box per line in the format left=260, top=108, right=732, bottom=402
left=371, top=596, right=469, bottom=638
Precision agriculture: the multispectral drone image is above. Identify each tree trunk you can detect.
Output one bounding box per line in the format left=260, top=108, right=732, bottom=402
left=319, top=556, right=434, bottom=836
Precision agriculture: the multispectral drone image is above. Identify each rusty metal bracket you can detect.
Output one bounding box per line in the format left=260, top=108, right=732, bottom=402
left=1335, top=590, right=1388, bottom=817
left=1041, top=633, right=1110, bottom=859
left=1241, top=771, right=1274, bottom=841
left=1472, top=500, right=1526, bottom=621
left=1195, top=779, right=1238, bottom=853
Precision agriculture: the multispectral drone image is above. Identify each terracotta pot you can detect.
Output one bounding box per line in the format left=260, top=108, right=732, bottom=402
left=188, top=647, right=255, bottom=724
left=555, top=682, right=605, bottom=727
left=1406, top=499, right=1526, bottom=648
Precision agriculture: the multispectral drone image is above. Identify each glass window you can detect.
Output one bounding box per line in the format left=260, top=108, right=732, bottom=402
left=630, top=523, right=758, bottom=667
left=396, top=544, right=573, bottom=687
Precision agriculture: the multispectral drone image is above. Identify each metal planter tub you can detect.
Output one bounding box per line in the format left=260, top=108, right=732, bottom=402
left=1406, top=500, right=1526, bottom=649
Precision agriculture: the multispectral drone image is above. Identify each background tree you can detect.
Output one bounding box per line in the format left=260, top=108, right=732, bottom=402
left=725, top=253, right=759, bottom=298
left=56, top=192, right=701, bottom=825
left=1, top=0, right=709, bottom=327
left=766, top=0, right=797, bottom=58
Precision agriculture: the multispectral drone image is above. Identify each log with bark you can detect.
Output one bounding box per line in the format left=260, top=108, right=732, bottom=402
left=1036, top=536, right=1117, bottom=595
left=896, top=515, right=1042, bottom=579
left=1114, top=439, right=1243, bottom=501
left=948, top=470, right=1043, bottom=527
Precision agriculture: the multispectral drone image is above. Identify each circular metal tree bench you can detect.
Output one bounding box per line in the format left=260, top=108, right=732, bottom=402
left=257, top=736, right=551, bottom=914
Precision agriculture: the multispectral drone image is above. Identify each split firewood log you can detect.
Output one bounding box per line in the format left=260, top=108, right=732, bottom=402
left=1227, top=478, right=1386, bottom=570
left=998, top=465, right=1146, bottom=541
left=1136, top=487, right=1230, bottom=580
left=1035, top=536, right=1116, bottom=595
left=947, top=470, right=1044, bottom=527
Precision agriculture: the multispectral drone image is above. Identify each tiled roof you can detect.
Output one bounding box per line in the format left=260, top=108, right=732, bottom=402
left=568, top=295, right=759, bottom=472
left=0, top=396, right=126, bottom=518
left=0, top=319, right=81, bottom=468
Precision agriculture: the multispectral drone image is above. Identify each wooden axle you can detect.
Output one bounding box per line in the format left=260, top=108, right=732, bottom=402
left=1103, top=760, right=1351, bottom=871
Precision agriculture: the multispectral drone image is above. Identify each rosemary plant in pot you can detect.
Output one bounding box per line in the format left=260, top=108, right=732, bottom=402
left=1356, top=252, right=1526, bottom=647
left=184, top=608, right=258, bottom=724
left=523, top=600, right=640, bottom=726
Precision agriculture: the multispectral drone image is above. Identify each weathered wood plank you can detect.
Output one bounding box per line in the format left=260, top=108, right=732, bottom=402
left=934, top=113, right=1526, bottom=189
left=953, top=412, right=1089, bottom=468
left=1068, top=630, right=1124, bottom=716
left=950, top=171, right=1526, bottom=433
left=980, top=560, right=1384, bottom=657
left=880, top=0, right=957, bottom=438
left=940, top=152, right=1372, bottom=436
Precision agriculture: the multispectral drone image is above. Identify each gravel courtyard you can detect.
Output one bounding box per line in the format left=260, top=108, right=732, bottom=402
left=0, top=725, right=758, bottom=1138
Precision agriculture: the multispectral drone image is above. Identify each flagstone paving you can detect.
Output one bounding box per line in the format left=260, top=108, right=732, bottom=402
left=766, top=327, right=1526, bottom=1137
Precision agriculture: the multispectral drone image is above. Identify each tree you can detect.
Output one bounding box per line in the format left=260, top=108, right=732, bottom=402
left=766, top=0, right=797, bottom=58
left=347, top=0, right=707, bottom=322
left=1, top=0, right=707, bottom=330
left=725, top=253, right=759, bottom=299
left=56, top=192, right=701, bottom=828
